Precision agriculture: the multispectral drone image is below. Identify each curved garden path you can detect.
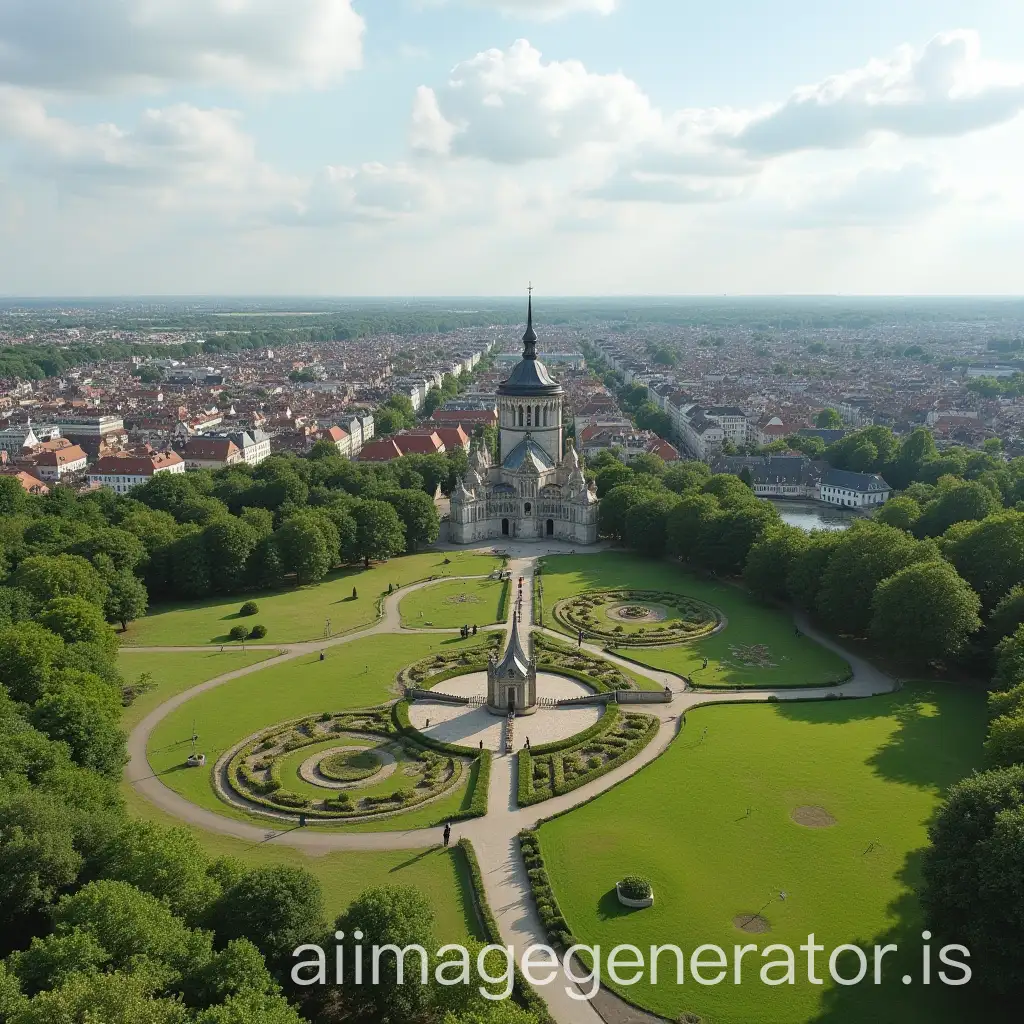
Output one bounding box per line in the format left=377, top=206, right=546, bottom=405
left=123, top=541, right=896, bottom=1024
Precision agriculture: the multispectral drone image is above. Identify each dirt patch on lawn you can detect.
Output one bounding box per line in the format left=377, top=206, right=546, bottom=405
left=733, top=914, right=771, bottom=934
left=791, top=805, right=837, bottom=828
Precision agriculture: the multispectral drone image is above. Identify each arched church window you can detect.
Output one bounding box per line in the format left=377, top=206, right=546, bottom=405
left=542, top=407, right=548, bottom=427
left=518, top=406, right=524, bottom=427
left=527, top=406, right=532, bottom=427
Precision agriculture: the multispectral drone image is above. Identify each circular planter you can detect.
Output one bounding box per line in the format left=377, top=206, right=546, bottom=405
left=616, top=881, right=654, bottom=909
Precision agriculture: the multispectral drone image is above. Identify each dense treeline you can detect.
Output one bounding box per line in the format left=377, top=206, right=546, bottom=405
left=0, top=444, right=474, bottom=640
left=0, top=609, right=539, bottom=1022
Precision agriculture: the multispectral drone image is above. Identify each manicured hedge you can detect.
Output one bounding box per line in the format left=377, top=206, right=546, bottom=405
left=456, top=838, right=554, bottom=1024
left=497, top=579, right=510, bottom=622
left=519, top=830, right=575, bottom=952
left=530, top=704, right=621, bottom=756
left=517, top=709, right=659, bottom=806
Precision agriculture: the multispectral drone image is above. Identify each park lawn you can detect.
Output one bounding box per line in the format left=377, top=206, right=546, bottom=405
left=538, top=552, right=850, bottom=688
left=121, top=550, right=502, bottom=646
left=143, top=632, right=491, bottom=828
left=399, top=576, right=508, bottom=629
left=537, top=683, right=1011, bottom=1024
left=119, top=785, right=481, bottom=941
left=118, top=649, right=279, bottom=730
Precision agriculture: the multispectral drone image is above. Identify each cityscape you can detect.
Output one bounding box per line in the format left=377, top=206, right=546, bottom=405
left=1, top=4, right=1023, bottom=1024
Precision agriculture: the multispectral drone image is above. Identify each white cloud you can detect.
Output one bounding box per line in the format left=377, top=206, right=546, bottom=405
left=0, top=87, right=289, bottom=211
left=410, top=39, right=659, bottom=161
left=733, top=30, right=1024, bottom=155
left=782, top=163, right=950, bottom=228
left=454, top=0, right=617, bottom=18
left=588, top=168, right=748, bottom=204
left=285, top=163, right=436, bottom=224
left=0, top=0, right=365, bottom=92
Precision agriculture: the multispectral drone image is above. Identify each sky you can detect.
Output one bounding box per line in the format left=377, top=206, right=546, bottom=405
left=1, top=0, right=1023, bottom=297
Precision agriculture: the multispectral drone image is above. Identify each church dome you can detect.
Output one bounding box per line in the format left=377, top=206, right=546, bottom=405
left=502, top=437, right=554, bottom=472
left=497, top=292, right=563, bottom=398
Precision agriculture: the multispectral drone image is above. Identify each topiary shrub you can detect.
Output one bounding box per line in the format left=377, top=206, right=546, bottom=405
left=228, top=625, right=248, bottom=642
left=249, top=624, right=268, bottom=639
left=618, top=876, right=653, bottom=900
left=240, top=601, right=259, bottom=616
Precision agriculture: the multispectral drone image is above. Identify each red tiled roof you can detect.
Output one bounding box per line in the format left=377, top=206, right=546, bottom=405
left=357, top=439, right=405, bottom=461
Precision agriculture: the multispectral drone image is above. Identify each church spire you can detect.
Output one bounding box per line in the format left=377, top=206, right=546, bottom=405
left=522, top=283, right=537, bottom=359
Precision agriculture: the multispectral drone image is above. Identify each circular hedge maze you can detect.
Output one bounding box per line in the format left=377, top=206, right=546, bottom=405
left=225, top=707, right=468, bottom=820
left=554, top=589, right=721, bottom=647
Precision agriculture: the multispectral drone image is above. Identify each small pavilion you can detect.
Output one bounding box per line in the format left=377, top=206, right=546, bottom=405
left=486, top=611, right=538, bottom=715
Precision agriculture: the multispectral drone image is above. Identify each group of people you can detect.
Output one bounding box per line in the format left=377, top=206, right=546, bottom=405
left=460, top=624, right=477, bottom=639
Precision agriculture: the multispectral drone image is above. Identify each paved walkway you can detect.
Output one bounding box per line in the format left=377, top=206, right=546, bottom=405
left=123, top=540, right=895, bottom=1024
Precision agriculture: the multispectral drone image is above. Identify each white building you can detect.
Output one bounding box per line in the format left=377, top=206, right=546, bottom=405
left=819, top=469, right=891, bottom=508
left=0, top=421, right=61, bottom=454
left=89, top=448, right=185, bottom=494
left=450, top=295, right=598, bottom=545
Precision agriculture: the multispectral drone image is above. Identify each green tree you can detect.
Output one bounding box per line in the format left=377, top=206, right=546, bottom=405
left=7, top=929, right=110, bottom=997
left=984, top=712, right=1024, bottom=768
left=624, top=493, right=680, bottom=558
left=332, top=885, right=435, bottom=1024
left=869, top=561, right=981, bottom=665
left=915, top=481, right=1000, bottom=538
left=30, top=683, right=127, bottom=779
left=38, top=596, right=117, bottom=657
left=381, top=490, right=439, bottom=551
left=922, top=765, right=1024, bottom=992
left=71, top=528, right=147, bottom=574
left=273, top=519, right=332, bottom=585
left=104, top=571, right=149, bottom=631
left=374, top=408, right=406, bottom=436
left=12, top=971, right=189, bottom=1024
left=598, top=484, right=649, bottom=542
left=91, top=820, right=221, bottom=925
left=0, top=791, right=84, bottom=927
left=12, top=554, right=108, bottom=610
left=814, top=408, right=843, bottom=429
left=630, top=452, right=666, bottom=478
left=744, top=526, right=810, bottom=602
left=352, top=500, right=407, bottom=567
left=701, top=474, right=759, bottom=509
left=665, top=493, right=720, bottom=562
left=204, top=865, right=326, bottom=972
left=594, top=463, right=634, bottom=498
left=816, top=522, right=935, bottom=635
left=994, top=624, right=1024, bottom=691
left=784, top=530, right=845, bottom=613
left=0, top=622, right=66, bottom=704
left=0, top=475, right=30, bottom=517
left=873, top=495, right=921, bottom=532
left=662, top=461, right=711, bottom=494
left=944, top=511, right=1024, bottom=609
left=203, top=519, right=258, bottom=595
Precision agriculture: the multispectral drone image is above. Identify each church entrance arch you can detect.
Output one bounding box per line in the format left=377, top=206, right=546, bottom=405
left=501, top=518, right=510, bottom=536
left=546, top=518, right=554, bottom=536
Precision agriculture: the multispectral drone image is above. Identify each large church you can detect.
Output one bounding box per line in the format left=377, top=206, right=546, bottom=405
left=450, top=294, right=599, bottom=545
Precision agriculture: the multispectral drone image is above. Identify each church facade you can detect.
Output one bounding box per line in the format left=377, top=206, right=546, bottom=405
left=450, top=295, right=599, bottom=545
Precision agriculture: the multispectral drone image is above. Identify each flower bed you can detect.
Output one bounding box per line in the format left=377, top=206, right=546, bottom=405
left=531, top=631, right=633, bottom=692
left=517, top=707, right=660, bottom=806
left=224, top=707, right=469, bottom=820
left=553, top=589, right=721, bottom=647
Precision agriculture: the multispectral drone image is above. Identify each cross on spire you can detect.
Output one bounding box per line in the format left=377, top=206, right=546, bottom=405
left=522, top=283, right=537, bottom=358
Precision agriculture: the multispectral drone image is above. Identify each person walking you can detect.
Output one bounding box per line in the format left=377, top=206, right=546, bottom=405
left=443, top=821, right=452, bottom=847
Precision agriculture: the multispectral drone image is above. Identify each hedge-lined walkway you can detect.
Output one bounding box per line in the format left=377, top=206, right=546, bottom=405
left=124, top=540, right=896, bottom=1024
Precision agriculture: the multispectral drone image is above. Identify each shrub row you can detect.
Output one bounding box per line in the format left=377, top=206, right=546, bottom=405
left=517, top=709, right=659, bottom=807
left=456, top=838, right=554, bottom=1024
left=497, top=579, right=510, bottom=622
left=519, top=830, right=575, bottom=951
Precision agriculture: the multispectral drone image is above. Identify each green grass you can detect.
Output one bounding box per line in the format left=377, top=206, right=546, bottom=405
left=538, top=683, right=1011, bottom=1024
left=119, top=783, right=480, bottom=941
left=122, top=551, right=501, bottom=646
left=118, top=650, right=279, bottom=730
left=143, top=632, right=491, bottom=829
left=539, top=553, right=850, bottom=688
left=399, top=576, right=507, bottom=629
